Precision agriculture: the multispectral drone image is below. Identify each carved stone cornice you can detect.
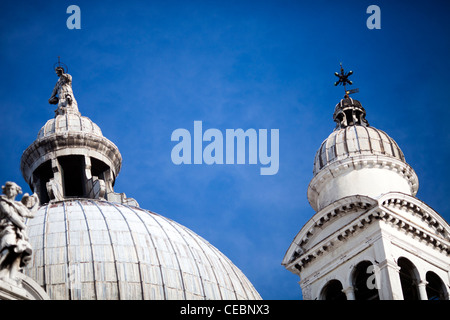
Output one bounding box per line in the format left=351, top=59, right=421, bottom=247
left=378, top=193, right=450, bottom=253
left=379, top=192, right=449, bottom=238
left=285, top=207, right=382, bottom=272
left=283, top=195, right=378, bottom=269
left=283, top=193, right=450, bottom=272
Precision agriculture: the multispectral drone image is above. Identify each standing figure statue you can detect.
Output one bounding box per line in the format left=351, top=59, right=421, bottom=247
left=48, top=62, right=79, bottom=115
left=0, top=182, right=39, bottom=285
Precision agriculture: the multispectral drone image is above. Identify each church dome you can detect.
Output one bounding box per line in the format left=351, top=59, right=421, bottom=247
left=19, top=63, right=262, bottom=301
left=313, top=125, right=405, bottom=176
left=25, top=199, right=261, bottom=300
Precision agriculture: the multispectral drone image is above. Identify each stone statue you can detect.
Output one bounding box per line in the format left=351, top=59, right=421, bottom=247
left=49, top=65, right=79, bottom=115
left=0, top=182, right=39, bottom=285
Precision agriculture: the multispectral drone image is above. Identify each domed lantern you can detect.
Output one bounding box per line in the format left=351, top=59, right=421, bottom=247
left=307, top=66, right=418, bottom=212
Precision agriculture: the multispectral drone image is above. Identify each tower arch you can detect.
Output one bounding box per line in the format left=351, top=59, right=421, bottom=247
left=425, top=271, right=448, bottom=300
left=320, top=279, right=347, bottom=300
left=351, top=260, right=380, bottom=300
left=397, top=257, right=420, bottom=300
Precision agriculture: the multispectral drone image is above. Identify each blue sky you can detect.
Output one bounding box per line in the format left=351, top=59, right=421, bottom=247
left=1, top=0, right=449, bottom=300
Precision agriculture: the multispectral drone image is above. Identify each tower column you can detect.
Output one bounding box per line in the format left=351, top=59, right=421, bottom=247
left=418, top=280, right=428, bottom=300
left=342, top=286, right=356, bottom=300
left=47, top=158, right=64, bottom=201
left=377, top=259, right=403, bottom=300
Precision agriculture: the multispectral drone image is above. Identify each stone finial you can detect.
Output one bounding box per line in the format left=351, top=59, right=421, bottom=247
left=48, top=57, right=79, bottom=116
left=0, top=182, right=39, bottom=286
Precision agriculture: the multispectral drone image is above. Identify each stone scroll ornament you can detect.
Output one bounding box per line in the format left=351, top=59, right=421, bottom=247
left=48, top=57, right=79, bottom=115
left=0, top=182, right=39, bottom=285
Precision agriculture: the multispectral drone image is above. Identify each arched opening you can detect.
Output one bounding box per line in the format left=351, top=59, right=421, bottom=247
left=398, top=257, right=420, bottom=300
left=91, top=157, right=110, bottom=182
left=59, top=155, right=86, bottom=198
left=320, top=280, right=347, bottom=300
left=32, top=160, right=53, bottom=204
left=352, top=261, right=380, bottom=300
left=426, top=271, right=448, bottom=300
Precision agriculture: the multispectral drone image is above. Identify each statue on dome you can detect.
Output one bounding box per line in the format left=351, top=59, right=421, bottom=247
left=0, top=182, right=39, bottom=285
left=49, top=57, right=79, bottom=116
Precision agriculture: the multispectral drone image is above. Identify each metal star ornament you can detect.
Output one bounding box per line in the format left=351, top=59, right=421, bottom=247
left=334, top=63, right=353, bottom=86
left=334, top=63, right=359, bottom=96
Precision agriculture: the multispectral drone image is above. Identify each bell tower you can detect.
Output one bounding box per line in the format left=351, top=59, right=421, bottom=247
left=282, top=65, right=450, bottom=300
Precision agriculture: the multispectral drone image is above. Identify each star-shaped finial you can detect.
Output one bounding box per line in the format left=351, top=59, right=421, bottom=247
left=334, top=63, right=359, bottom=97
left=334, top=63, right=353, bottom=87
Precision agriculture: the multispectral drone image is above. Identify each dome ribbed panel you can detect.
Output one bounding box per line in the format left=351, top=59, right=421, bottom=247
left=24, top=200, right=261, bottom=300
left=346, top=126, right=359, bottom=154
left=154, top=213, right=260, bottom=300
left=37, top=114, right=102, bottom=139
left=335, top=129, right=347, bottom=158
left=357, top=126, right=372, bottom=154
left=313, top=126, right=406, bottom=175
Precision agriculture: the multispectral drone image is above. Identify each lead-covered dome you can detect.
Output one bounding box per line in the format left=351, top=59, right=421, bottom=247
left=313, top=125, right=405, bottom=176
left=25, top=199, right=261, bottom=300
left=308, top=97, right=419, bottom=212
